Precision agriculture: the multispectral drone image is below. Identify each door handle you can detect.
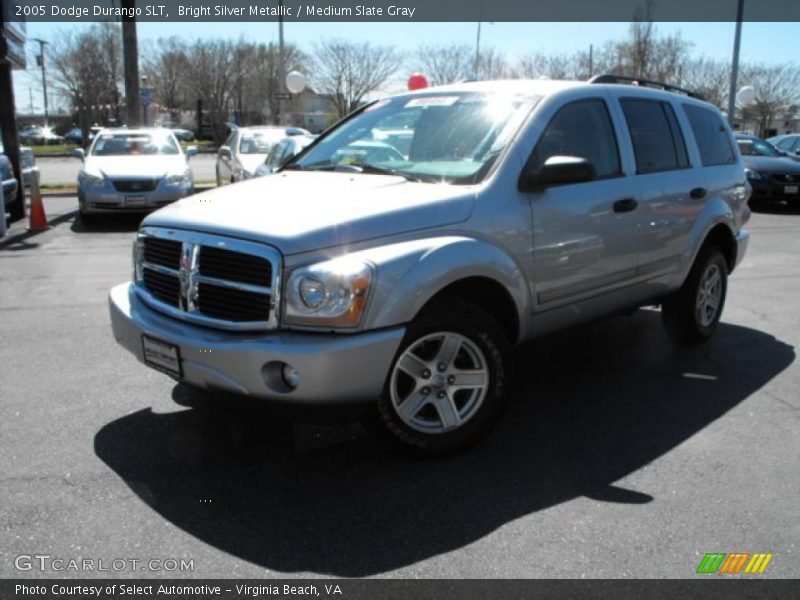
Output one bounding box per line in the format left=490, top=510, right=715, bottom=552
left=613, top=198, right=638, bottom=213
left=690, top=187, right=707, bottom=199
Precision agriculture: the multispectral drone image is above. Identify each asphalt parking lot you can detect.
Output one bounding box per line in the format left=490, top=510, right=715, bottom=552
left=1, top=195, right=798, bottom=579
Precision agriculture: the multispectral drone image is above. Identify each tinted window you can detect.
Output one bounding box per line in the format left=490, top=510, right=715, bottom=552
left=775, top=138, right=794, bottom=151
left=621, top=99, right=688, bottom=173
left=531, top=99, right=621, bottom=179
left=683, top=104, right=736, bottom=166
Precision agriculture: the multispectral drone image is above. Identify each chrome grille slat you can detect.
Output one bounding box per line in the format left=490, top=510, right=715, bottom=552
left=135, top=227, right=281, bottom=331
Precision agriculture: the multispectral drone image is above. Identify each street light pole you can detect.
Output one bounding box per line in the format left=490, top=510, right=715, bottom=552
left=277, top=0, right=286, bottom=125
left=726, top=0, right=745, bottom=128
left=32, top=38, right=49, bottom=125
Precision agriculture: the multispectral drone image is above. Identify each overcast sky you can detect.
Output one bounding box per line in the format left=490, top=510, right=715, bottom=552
left=12, top=21, right=800, bottom=113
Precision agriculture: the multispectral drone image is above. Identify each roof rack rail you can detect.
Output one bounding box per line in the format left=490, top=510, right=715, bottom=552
left=588, top=74, right=705, bottom=100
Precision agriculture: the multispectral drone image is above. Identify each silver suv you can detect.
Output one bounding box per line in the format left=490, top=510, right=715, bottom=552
left=109, top=77, right=751, bottom=456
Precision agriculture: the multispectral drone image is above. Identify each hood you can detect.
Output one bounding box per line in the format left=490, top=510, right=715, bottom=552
left=237, top=154, right=268, bottom=175
left=143, top=171, right=476, bottom=255
left=742, top=155, right=800, bottom=174
left=84, top=155, right=188, bottom=179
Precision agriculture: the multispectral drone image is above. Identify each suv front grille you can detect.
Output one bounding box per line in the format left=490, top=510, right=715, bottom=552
left=136, top=229, right=280, bottom=331
left=772, top=173, right=800, bottom=184
left=199, top=246, right=272, bottom=287
left=143, top=237, right=182, bottom=269
left=113, top=179, right=158, bottom=192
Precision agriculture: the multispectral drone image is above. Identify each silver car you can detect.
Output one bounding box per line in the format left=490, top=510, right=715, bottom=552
left=216, top=126, right=310, bottom=184
left=254, top=134, right=316, bottom=178
left=110, top=78, right=750, bottom=456
left=75, top=128, right=197, bottom=219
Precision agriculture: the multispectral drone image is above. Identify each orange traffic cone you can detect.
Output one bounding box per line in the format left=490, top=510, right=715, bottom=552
left=27, top=178, right=50, bottom=231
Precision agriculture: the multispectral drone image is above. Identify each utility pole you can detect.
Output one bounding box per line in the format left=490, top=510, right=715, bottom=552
left=589, top=44, right=593, bottom=78
left=277, top=0, right=286, bottom=125
left=32, top=38, right=48, bottom=125
left=726, top=0, right=745, bottom=128
left=121, top=0, right=140, bottom=126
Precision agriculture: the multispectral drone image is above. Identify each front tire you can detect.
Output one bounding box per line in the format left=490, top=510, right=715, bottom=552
left=372, top=299, right=513, bottom=457
left=662, top=246, right=728, bottom=344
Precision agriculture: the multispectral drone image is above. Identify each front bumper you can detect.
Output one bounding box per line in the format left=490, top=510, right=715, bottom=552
left=80, top=180, right=193, bottom=214
left=109, top=283, right=405, bottom=404
left=748, top=177, right=800, bottom=202
left=734, top=228, right=750, bottom=270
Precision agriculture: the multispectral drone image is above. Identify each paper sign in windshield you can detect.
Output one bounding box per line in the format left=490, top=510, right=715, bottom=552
left=405, top=97, right=459, bottom=108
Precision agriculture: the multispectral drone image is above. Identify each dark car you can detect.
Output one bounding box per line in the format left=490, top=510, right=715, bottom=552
left=736, top=134, right=800, bottom=206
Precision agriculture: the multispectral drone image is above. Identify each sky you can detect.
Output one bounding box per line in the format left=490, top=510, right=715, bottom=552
left=11, top=21, right=800, bottom=114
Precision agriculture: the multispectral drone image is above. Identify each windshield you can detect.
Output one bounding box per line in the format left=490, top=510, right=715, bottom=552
left=289, top=92, right=539, bottom=184
left=91, top=132, right=180, bottom=156
left=737, top=138, right=780, bottom=157
left=238, top=132, right=281, bottom=154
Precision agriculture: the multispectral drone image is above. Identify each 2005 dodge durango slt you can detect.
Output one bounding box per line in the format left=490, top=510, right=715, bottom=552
left=109, top=76, right=751, bottom=456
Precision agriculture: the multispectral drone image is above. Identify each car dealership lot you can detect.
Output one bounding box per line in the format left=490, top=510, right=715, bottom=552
left=0, top=196, right=798, bottom=578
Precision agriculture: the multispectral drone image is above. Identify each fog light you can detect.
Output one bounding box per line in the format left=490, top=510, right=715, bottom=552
left=281, top=364, right=300, bottom=389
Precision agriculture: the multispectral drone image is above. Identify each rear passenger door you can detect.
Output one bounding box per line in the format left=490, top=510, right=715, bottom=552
left=527, top=98, right=640, bottom=309
left=618, top=97, right=705, bottom=287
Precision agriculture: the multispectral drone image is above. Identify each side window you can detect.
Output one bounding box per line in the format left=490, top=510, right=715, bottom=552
left=775, top=138, right=794, bottom=151
left=621, top=99, right=688, bottom=174
left=530, top=99, right=621, bottom=179
left=683, top=104, right=736, bottom=166
left=792, top=138, right=800, bottom=153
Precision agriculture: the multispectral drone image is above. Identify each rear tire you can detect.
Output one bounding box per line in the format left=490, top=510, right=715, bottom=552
left=662, top=246, right=728, bottom=345
left=370, top=298, right=513, bottom=457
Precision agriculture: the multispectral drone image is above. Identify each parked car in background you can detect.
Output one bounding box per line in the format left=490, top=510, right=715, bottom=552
left=254, top=134, right=316, bottom=178
left=19, top=125, right=65, bottom=146
left=110, top=77, right=750, bottom=456
left=216, top=126, right=311, bottom=185
left=64, top=127, right=84, bottom=145
left=737, top=134, right=800, bottom=206
left=74, top=128, right=197, bottom=220
left=1, top=150, right=18, bottom=228
left=767, top=134, right=800, bottom=160
left=171, top=128, right=195, bottom=142
left=0, top=140, right=39, bottom=189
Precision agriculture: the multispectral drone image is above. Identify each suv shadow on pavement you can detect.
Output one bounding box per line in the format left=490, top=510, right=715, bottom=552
left=94, top=310, right=794, bottom=576
left=70, top=213, right=145, bottom=234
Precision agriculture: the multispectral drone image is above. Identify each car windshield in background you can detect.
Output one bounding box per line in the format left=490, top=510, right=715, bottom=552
left=91, top=132, right=180, bottom=156
left=737, top=138, right=781, bottom=157
left=290, top=92, right=539, bottom=184
left=239, top=134, right=277, bottom=154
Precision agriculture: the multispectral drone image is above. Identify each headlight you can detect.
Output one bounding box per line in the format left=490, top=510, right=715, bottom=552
left=166, top=169, right=191, bottom=184
left=132, top=237, right=145, bottom=282
left=745, top=168, right=765, bottom=181
left=78, top=171, right=105, bottom=187
left=284, top=257, right=373, bottom=328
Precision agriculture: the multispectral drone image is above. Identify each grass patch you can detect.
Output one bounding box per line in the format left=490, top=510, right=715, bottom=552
left=30, top=144, right=79, bottom=156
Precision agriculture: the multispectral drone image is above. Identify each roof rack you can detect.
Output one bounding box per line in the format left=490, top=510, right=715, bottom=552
left=588, top=74, right=704, bottom=100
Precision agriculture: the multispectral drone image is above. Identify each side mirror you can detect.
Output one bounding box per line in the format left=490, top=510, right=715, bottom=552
left=185, top=146, right=198, bottom=158
left=518, top=156, right=596, bottom=192
left=218, top=146, right=232, bottom=160
left=72, top=148, right=85, bottom=161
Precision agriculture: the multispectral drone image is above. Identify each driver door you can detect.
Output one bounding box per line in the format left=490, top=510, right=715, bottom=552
left=523, top=98, right=640, bottom=311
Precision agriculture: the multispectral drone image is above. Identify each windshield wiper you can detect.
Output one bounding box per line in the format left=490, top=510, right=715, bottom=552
left=353, top=163, right=426, bottom=182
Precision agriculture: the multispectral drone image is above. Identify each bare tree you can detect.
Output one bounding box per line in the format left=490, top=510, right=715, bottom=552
left=681, top=57, right=730, bottom=107
left=312, top=40, right=403, bottom=117
left=476, top=47, right=510, bottom=80
left=514, top=52, right=577, bottom=80
left=739, top=63, right=800, bottom=135
left=414, top=44, right=472, bottom=86
left=142, top=37, right=189, bottom=123
left=49, top=24, right=123, bottom=136
left=180, top=39, right=239, bottom=143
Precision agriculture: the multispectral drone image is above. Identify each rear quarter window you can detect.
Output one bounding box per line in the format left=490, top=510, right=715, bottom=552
left=683, top=104, right=737, bottom=166
left=621, top=99, right=689, bottom=174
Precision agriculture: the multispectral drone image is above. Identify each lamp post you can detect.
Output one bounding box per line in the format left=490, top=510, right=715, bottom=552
left=141, top=75, right=149, bottom=126
left=32, top=38, right=49, bottom=125
left=726, top=0, right=745, bottom=128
